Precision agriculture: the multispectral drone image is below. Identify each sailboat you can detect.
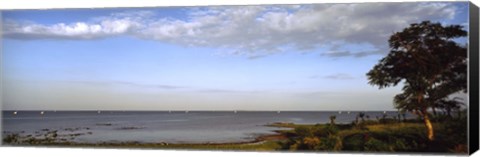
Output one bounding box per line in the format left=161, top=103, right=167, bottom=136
left=13, top=111, right=17, bottom=115
left=338, top=111, right=342, bottom=114
left=347, top=111, right=351, bottom=114
left=40, top=111, right=44, bottom=115
left=234, top=110, right=237, bottom=114
left=97, top=111, right=101, bottom=114
left=277, top=111, right=281, bottom=114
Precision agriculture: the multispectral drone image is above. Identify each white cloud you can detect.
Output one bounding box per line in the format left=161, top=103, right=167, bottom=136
left=322, top=73, right=355, bottom=80
left=2, top=3, right=461, bottom=57
left=3, top=11, right=143, bottom=39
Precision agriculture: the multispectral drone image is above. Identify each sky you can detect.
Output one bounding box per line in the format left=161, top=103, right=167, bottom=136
left=1, top=2, right=469, bottom=111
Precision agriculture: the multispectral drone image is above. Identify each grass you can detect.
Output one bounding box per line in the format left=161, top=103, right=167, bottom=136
left=277, top=119, right=467, bottom=154
left=365, top=123, right=425, bottom=131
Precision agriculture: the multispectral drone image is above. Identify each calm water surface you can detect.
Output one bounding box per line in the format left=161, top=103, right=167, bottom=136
left=2, top=111, right=415, bottom=144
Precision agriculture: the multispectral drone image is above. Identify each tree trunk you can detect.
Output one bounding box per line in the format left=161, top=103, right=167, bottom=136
left=422, top=109, right=435, bottom=141
left=417, top=93, right=434, bottom=141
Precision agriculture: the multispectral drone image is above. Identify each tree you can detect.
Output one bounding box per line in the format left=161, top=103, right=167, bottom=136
left=437, top=97, right=465, bottom=118
left=366, top=21, right=467, bottom=141
left=329, top=115, right=337, bottom=125
left=358, top=112, right=366, bottom=123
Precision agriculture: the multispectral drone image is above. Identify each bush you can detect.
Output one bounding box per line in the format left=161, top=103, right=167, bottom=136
left=3, top=133, right=20, bottom=144
left=287, top=125, right=342, bottom=151
left=323, top=125, right=340, bottom=136
left=294, top=126, right=313, bottom=137
left=320, top=134, right=343, bottom=151
left=342, top=133, right=363, bottom=151
left=435, top=112, right=467, bottom=153
left=302, top=137, right=321, bottom=150
left=284, top=120, right=466, bottom=153
left=342, top=125, right=428, bottom=152
left=364, top=137, right=392, bottom=152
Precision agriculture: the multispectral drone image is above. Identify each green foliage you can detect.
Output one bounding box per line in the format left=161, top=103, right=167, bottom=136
left=4, top=120, right=469, bottom=153
left=287, top=125, right=343, bottom=151
left=354, top=122, right=367, bottom=130
left=342, top=133, right=365, bottom=151
left=435, top=111, right=468, bottom=153
left=367, top=21, right=467, bottom=91
left=283, top=120, right=468, bottom=152
left=293, top=126, right=312, bottom=137
left=321, top=134, right=343, bottom=151
left=366, top=21, right=467, bottom=141
left=341, top=123, right=429, bottom=152
left=3, top=133, right=20, bottom=144
left=364, top=137, right=391, bottom=151
left=378, top=117, right=399, bottom=124
left=329, top=115, right=336, bottom=125
left=323, top=125, right=340, bottom=136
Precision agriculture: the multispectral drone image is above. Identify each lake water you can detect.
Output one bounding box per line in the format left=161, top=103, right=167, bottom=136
left=2, top=111, right=415, bottom=144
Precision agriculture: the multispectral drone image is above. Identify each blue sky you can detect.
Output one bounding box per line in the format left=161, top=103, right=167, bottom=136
left=1, top=2, right=469, bottom=110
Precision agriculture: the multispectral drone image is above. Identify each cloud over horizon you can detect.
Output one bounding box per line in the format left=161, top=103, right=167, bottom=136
left=310, top=73, right=356, bottom=80
left=2, top=3, right=460, bottom=57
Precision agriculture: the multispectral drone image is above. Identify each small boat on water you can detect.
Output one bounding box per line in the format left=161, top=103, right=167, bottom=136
left=185, top=110, right=189, bottom=113
left=97, top=111, right=101, bottom=114
left=277, top=111, right=281, bottom=114
left=13, top=111, right=17, bottom=115
left=347, top=111, right=351, bottom=114
left=383, top=111, right=387, bottom=114
left=40, top=111, right=44, bottom=115
left=168, top=110, right=172, bottom=113
left=338, top=111, right=342, bottom=114
left=234, top=110, right=237, bottom=114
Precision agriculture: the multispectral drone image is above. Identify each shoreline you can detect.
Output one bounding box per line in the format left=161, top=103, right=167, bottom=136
left=2, top=121, right=469, bottom=153
left=2, top=123, right=293, bottom=149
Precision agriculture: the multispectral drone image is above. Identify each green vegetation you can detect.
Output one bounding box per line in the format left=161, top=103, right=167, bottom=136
left=274, top=111, right=467, bottom=153
left=366, top=21, right=467, bottom=141
left=3, top=112, right=467, bottom=153
left=2, top=21, right=468, bottom=154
